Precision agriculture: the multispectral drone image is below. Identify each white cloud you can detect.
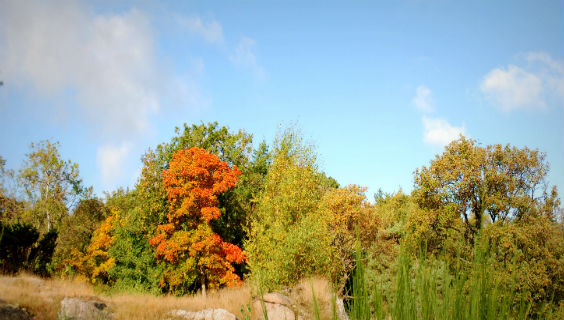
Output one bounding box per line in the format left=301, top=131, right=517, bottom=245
left=525, top=52, right=564, bottom=72
left=230, top=37, right=265, bottom=79
left=422, top=117, right=465, bottom=147
left=480, top=52, right=563, bottom=112
left=177, top=16, right=224, bottom=45
left=480, top=65, right=543, bottom=111
left=524, top=52, right=564, bottom=97
left=412, top=85, right=434, bottom=112
left=0, top=0, right=163, bottom=138
left=97, top=143, right=131, bottom=190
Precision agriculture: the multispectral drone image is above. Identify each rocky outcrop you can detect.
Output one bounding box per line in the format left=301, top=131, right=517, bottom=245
left=58, top=297, right=113, bottom=320
left=165, top=308, right=238, bottom=320
left=335, top=298, right=349, bottom=320
left=252, top=291, right=349, bottom=320
left=252, top=293, right=299, bottom=320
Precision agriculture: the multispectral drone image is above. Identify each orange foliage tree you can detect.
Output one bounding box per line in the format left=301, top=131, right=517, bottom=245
left=149, top=147, right=245, bottom=295
left=65, top=211, right=117, bottom=284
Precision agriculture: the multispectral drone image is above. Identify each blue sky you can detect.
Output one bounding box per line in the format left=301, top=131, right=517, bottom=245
left=0, top=0, right=563, bottom=201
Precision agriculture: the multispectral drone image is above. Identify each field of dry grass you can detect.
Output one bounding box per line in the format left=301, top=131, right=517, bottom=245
left=0, top=273, right=251, bottom=319
left=0, top=274, right=337, bottom=319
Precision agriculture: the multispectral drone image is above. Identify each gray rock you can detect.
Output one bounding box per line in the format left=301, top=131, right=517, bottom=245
left=253, top=301, right=296, bottom=320
left=165, top=308, right=239, bottom=320
left=260, top=293, right=291, bottom=306
left=58, top=297, right=113, bottom=320
left=253, top=293, right=297, bottom=320
left=336, top=298, right=349, bottom=320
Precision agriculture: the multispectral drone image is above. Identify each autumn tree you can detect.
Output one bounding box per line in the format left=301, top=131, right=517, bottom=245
left=71, top=211, right=117, bottom=284
left=150, top=147, right=245, bottom=295
left=80, top=123, right=262, bottom=294
left=18, top=140, right=88, bottom=232
left=413, top=136, right=554, bottom=241
left=316, top=185, right=379, bottom=292
left=142, top=122, right=259, bottom=248
left=483, top=215, right=564, bottom=313
left=53, top=198, right=108, bottom=271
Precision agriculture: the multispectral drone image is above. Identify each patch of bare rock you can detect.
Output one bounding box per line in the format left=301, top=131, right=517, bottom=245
left=165, top=308, right=239, bottom=320
left=57, top=297, right=113, bottom=320
left=252, top=292, right=348, bottom=320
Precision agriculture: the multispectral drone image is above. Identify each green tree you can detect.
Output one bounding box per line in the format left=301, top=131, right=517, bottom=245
left=413, top=136, right=553, bottom=241
left=0, top=156, right=23, bottom=224
left=0, top=221, right=39, bottom=274
left=105, top=188, right=164, bottom=293
left=27, top=228, right=58, bottom=276
left=18, top=140, right=88, bottom=232
left=0, top=156, right=14, bottom=196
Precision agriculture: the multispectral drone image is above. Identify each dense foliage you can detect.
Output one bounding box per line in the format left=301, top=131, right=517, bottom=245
left=150, top=147, right=246, bottom=295
left=245, top=129, right=334, bottom=290
left=1, top=125, right=563, bottom=317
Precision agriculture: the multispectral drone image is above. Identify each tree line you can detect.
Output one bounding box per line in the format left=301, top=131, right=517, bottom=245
left=0, top=122, right=562, bottom=317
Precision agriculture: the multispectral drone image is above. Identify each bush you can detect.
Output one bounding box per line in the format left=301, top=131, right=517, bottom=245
left=0, top=221, right=39, bottom=274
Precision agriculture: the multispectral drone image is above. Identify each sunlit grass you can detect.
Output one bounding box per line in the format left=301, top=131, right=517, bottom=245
left=0, top=273, right=251, bottom=320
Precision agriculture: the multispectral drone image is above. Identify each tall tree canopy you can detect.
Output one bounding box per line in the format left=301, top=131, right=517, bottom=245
left=141, top=122, right=259, bottom=248
left=413, top=136, right=557, bottom=240
left=245, top=128, right=336, bottom=290
left=18, top=140, right=88, bottom=232
left=150, top=147, right=245, bottom=295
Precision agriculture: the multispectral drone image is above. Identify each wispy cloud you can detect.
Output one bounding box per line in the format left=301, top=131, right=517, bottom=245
left=230, top=37, right=265, bottom=79
left=481, top=65, right=544, bottom=111
left=0, top=0, right=166, bottom=138
left=412, top=86, right=466, bottom=147
left=0, top=0, right=201, bottom=192
left=177, top=16, right=224, bottom=45
left=412, top=85, right=434, bottom=112
left=422, top=117, right=465, bottom=147
left=480, top=52, right=563, bottom=112
left=97, top=142, right=131, bottom=190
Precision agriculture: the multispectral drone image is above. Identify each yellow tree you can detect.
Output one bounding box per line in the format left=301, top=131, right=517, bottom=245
left=317, top=185, right=379, bottom=292
left=245, top=128, right=335, bottom=290
left=413, top=136, right=553, bottom=241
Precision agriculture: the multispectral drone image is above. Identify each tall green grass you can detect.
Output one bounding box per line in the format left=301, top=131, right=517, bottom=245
left=326, top=235, right=551, bottom=319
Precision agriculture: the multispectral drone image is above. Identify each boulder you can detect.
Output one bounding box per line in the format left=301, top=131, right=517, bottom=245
left=165, top=308, right=238, bottom=320
left=335, top=298, right=349, bottom=320
left=252, top=293, right=297, bottom=320
left=260, top=293, right=291, bottom=306
left=58, top=297, right=113, bottom=320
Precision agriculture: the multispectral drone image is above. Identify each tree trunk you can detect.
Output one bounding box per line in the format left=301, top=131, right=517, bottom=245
left=201, top=275, right=207, bottom=299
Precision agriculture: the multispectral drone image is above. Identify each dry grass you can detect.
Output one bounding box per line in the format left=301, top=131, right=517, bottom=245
left=0, top=274, right=342, bottom=319
left=289, top=277, right=337, bottom=320
left=0, top=273, right=252, bottom=320
left=0, top=273, right=95, bottom=319
left=109, top=285, right=252, bottom=320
